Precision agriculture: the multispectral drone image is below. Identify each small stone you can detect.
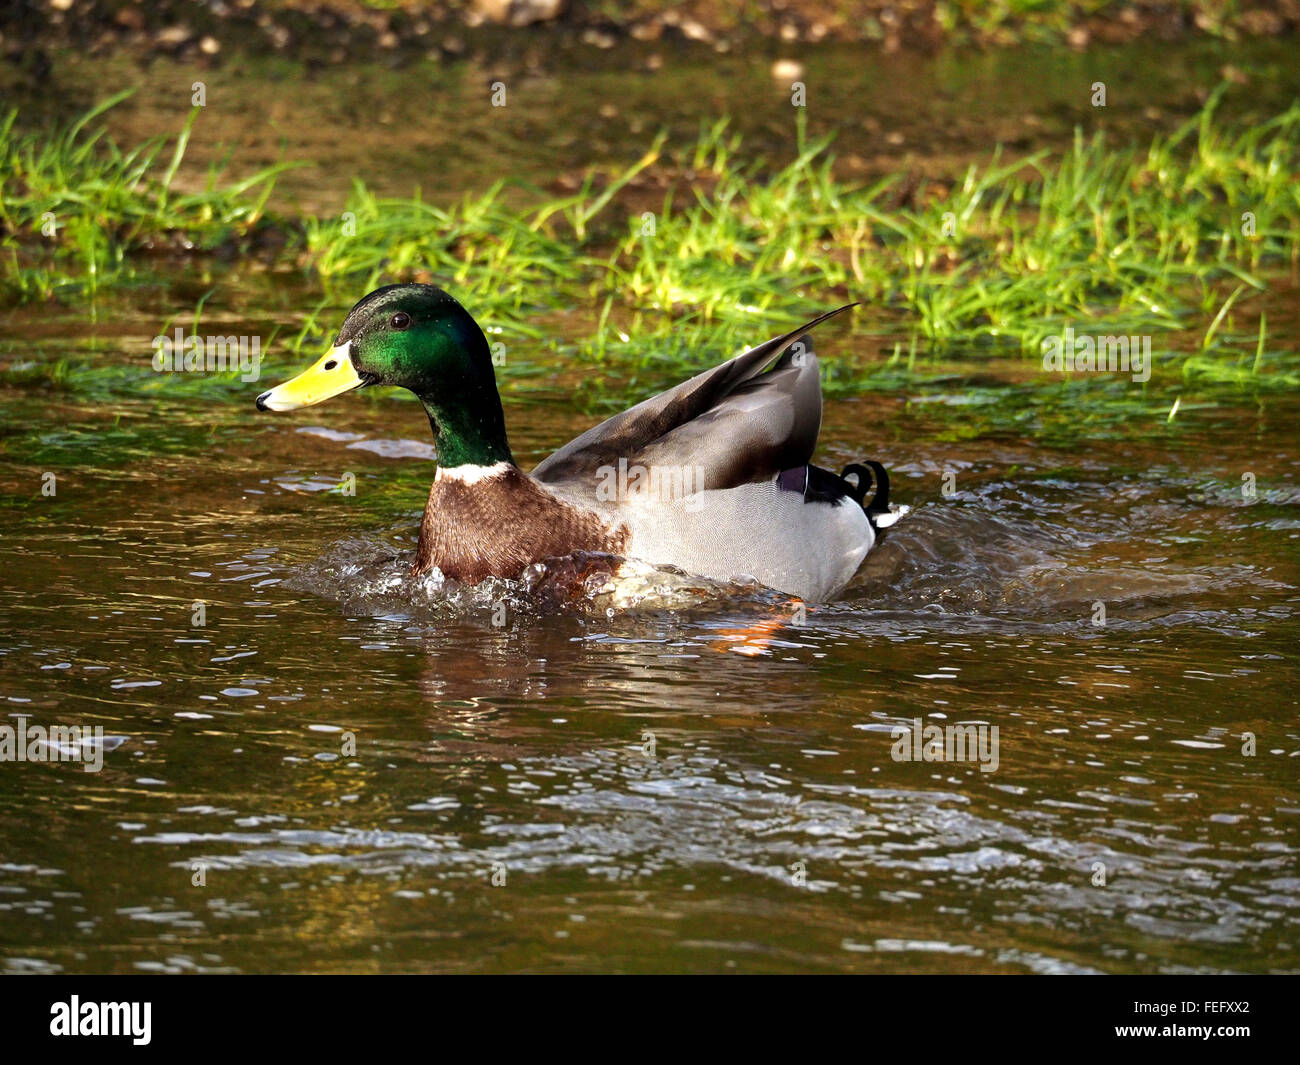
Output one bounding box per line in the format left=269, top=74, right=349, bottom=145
left=581, top=28, right=616, bottom=49
left=771, top=59, right=804, bottom=82
left=471, top=0, right=565, bottom=27
left=470, top=0, right=508, bottom=22
left=199, top=36, right=221, bottom=55
left=511, top=0, right=565, bottom=27
left=680, top=18, right=712, bottom=43
left=156, top=25, right=191, bottom=48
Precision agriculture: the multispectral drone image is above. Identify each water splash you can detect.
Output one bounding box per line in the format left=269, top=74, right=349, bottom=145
left=283, top=535, right=786, bottom=621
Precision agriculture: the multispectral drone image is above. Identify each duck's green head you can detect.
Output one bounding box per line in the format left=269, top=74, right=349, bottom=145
left=256, top=283, right=512, bottom=468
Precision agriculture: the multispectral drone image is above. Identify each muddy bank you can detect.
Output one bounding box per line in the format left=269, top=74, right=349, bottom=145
left=4, top=0, right=1297, bottom=77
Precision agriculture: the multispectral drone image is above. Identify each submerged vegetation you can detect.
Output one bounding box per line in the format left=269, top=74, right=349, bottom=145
left=2, top=84, right=1298, bottom=408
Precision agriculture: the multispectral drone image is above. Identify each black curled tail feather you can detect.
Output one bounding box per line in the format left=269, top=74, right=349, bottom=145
left=841, top=462, right=891, bottom=526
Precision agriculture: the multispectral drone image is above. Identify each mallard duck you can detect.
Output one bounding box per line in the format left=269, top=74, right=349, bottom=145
left=256, top=284, right=894, bottom=601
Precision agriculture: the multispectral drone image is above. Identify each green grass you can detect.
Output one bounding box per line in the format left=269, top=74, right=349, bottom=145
left=2, top=83, right=1298, bottom=405
left=0, top=89, right=289, bottom=302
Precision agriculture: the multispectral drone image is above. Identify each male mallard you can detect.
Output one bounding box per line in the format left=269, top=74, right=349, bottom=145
left=256, top=284, right=893, bottom=601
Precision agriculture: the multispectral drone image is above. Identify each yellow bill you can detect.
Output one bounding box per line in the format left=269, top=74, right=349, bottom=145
left=256, top=344, right=363, bottom=411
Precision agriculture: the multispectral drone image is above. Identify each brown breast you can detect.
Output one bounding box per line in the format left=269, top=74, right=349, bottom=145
left=413, top=465, right=627, bottom=582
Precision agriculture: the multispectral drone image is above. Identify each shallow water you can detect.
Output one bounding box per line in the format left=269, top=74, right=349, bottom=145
left=2, top=42, right=1299, bottom=974
left=11, top=37, right=1300, bottom=212
left=2, top=318, right=1297, bottom=972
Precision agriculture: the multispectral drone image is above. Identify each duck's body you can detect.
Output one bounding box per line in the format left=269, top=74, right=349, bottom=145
left=257, top=285, right=895, bottom=602
left=415, top=461, right=628, bottom=582
left=417, top=458, right=874, bottom=602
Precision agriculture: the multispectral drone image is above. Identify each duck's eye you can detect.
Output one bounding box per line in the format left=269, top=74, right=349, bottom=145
left=390, top=312, right=411, bottom=330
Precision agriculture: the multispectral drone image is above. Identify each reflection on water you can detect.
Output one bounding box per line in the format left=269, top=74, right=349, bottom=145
left=1, top=344, right=1297, bottom=973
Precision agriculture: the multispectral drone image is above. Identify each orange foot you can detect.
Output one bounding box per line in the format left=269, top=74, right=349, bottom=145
left=709, top=602, right=807, bottom=655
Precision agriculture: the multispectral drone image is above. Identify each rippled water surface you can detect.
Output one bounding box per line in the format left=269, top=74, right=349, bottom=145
left=1, top=44, right=1299, bottom=974
left=3, top=347, right=1296, bottom=973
